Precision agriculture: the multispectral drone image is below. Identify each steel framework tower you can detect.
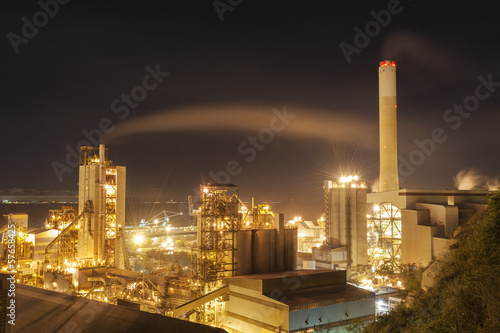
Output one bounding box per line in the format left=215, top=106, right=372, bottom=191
left=191, top=184, right=241, bottom=325
left=366, top=202, right=402, bottom=272
left=45, top=145, right=126, bottom=269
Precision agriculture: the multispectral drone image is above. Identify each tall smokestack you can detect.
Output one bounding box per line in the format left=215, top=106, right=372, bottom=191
left=379, top=60, right=399, bottom=192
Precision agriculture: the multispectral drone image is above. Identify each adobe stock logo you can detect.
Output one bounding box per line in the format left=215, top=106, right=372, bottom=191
left=7, top=0, right=72, bottom=54
left=213, top=0, right=243, bottom=22
left=51, top=64, right=169, bottom=182
left=209, top=106, right=295, bottom=184
left=399, top=74, right=500, bottom=182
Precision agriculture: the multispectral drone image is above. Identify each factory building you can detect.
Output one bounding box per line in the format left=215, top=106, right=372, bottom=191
left=40, top=143, right=129, bottom=293
left=312, top=177, right=369, bottom=273
left=293, top=217, right=323, bottom=254
left=368, top=189, right=488, bottom=267
left=78, top=144, right=126, bottom=267
left=224, top=270, right=375, bottom=333
left=190, top=184, right=298, bottom=326
left=368, top=60, right=490, bottom=270
left=0, top=214, right=37, bottom=278
left=2, top=274, right=227, bottom=333
left=5, top=56, right=492, bottom=331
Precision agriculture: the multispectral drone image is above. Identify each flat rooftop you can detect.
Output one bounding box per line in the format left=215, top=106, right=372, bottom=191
left=227, top=270, right=374, bottom=310
left=228, top=269, right=325, bottom=280
left=2, top=275, right=226, bottom=333
left=281, top=284, right=374, bottom=310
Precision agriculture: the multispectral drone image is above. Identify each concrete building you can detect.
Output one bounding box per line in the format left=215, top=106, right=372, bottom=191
left=31, top=228, right=59, bottom=262
left=312, top=177, right=368, bottom=271
left=78, top=144, right=126, bottom=267
left=368, top=60, right=490, bottom=269
left=293, top=217, right=323, bottom=253
left=367, top=189, right=488, bottom=267
left=224, top=270, right=375, bottom=333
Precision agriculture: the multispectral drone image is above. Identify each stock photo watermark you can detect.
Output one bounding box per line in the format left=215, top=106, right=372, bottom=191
left=399, top=73, right=500, bottom=182
left=51, top=64, right=169, bottom=182
left=213, top=0, right=243, bottom=22
left=268, top=270, right=309, bottom=302
left=232, top=271, right=309, bottom=331
left=7, top=0, right=72, bottom=54
left=339, top=0, right=405, bottom=64
left=208, top=106, right=295, bottom=184
left=6, top=221, right=17, bottom=326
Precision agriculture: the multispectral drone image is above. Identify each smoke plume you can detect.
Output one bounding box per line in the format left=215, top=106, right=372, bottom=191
left=381, top=32, right=463, bottom=76
left=105, top=105, right=376, bottom=147
left=453, top=169, right=499, bottom=190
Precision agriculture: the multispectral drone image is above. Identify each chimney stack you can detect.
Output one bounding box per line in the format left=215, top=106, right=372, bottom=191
left=379, top=60, right=399, bottom=192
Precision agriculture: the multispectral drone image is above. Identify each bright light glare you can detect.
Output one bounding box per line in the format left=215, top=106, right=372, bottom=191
left=134, top=234, right=144, bottom=244
left=340, top=175, right=359, bottom=183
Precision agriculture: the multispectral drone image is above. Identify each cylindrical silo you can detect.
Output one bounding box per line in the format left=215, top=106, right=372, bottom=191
left=252, top=229, right=276, bottom=274
left=283, top=228, right=297, bottom=271
left=234, top=230, right=252, bottom=276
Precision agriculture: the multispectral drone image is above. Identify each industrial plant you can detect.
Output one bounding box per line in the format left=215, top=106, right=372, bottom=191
left=0, top=60, right=492, bottom=333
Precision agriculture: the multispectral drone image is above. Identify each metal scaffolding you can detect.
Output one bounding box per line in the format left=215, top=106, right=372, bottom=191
left=0, top=217, right=33, bottom=266
left=105, top=168, right=118, bottom=266
left=191, top=184, right=241, bottom=326
left=366, top=202, right=402, bottom=272
left=47, top=206, right=78, bottom=230
left=45, top=202, right=92, bottom=268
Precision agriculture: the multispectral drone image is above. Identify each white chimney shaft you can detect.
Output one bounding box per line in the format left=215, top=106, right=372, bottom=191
left=379, top=60, right=399, bottom=192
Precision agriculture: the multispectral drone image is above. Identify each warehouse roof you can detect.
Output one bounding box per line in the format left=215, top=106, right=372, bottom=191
left=10, top=280, right=226, bottom=333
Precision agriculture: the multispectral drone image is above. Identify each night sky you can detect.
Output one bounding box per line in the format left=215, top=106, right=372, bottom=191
left=2, top=1, right=500, bottom=219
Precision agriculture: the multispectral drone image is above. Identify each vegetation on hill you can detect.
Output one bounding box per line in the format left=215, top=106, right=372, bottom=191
left=364, top=190, right=500, bottom=332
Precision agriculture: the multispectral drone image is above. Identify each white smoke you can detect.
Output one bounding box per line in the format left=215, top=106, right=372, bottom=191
left=381, top=32, right=462, bottom=75
left=486, top=177, right=500, bottom=191
left=104, top=104, right=376, bottom=147
left=371, top=177, right=379, bottom=193
left=453, top=169, right=499, bottom=191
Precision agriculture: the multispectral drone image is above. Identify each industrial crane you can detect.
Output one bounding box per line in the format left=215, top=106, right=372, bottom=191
left=138, top=210, right=183, bottom=228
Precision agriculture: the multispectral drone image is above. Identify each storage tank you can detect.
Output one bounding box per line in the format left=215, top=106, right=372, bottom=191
left=283, top=228, right=298, bottom=271
left=252, top=229, right=276, bottom=274
left=234, top=230, right=252, bottom=276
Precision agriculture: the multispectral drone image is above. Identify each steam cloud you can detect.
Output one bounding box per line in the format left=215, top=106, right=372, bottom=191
left=453, top=169, right=500, bottom=191
left=382, top=32, right=463, bottom=75
left=105, top=105, right=377, bottom=147
left=370, top=177, right=379, bottom=193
